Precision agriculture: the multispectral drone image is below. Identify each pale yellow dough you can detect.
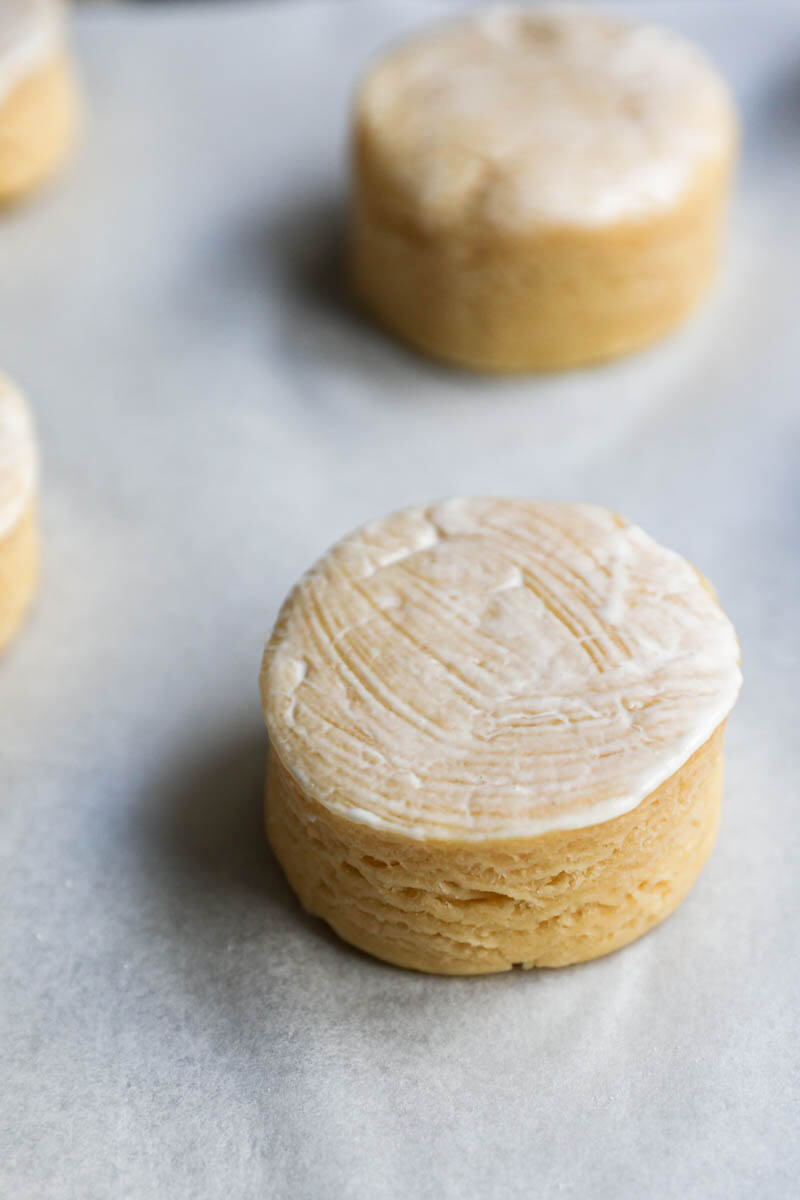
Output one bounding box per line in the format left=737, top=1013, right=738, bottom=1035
left=0, top=375, right=38, bottom=653
left=0, top=0, right=79, bottom=208
left=260, top=499, right=742, bottom=974
left=350, top=8, right=737, bottom=371
left=0, top=501, right=37, bottom=651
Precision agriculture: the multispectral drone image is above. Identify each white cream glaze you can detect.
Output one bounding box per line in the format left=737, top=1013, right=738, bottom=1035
left=0, top=373, right=38, bottom=540
left=262, top=499, right=742, bottom=842
left=0, top=0, right=63, bottom=109
left=357, top=5, right=736, bottom=230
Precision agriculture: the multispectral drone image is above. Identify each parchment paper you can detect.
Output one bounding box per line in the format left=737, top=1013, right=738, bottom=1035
left=1, top=2, right=798, bottom=1197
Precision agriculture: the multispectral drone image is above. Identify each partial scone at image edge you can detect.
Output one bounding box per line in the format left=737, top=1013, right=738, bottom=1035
left=0, top=375, right=38, bottom=653
left=0, top=0, right=80, bottom=206
left=0, top=502, right=37, bottom=650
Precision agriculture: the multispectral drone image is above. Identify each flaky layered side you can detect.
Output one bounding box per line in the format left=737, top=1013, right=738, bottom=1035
left=267, top=725, right=723, bottom=974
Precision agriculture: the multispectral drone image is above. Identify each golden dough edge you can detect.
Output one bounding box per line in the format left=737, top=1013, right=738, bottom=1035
left=0, top=502, right=38, bottom=653
left=0, top=52, right=80, bottom=207
left=265, top=724, right=725, bottom=975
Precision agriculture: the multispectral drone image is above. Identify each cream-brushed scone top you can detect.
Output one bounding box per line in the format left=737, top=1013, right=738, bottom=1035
left=351, top=6, right=737, bottom=371
left=0, top=0, right=79, bottom=206
left=0, top=373, right=38, bottom=652
left=261, top=500, right=742, bottom=974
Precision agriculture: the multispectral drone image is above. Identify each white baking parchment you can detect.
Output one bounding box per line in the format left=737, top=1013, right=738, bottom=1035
left=1, top=2, right=798, bottom=1197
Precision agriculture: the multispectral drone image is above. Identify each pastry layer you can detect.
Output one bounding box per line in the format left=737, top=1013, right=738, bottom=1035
left=267, top=725, right=723, bottom=974
left=0, top=373, right=37, bottom=540
left=0, top=51, right=78, bottom=205
left=0, top=501, right=37, bottom=652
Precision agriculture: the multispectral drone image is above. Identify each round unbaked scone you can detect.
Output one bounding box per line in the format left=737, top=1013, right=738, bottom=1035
left=0, top=374, right=38, bottom=651
left=350, top=7, right=737, bottom=371
left=0, top=0, right=79, bottom=207
left=261, top=499, right=742, bottom=975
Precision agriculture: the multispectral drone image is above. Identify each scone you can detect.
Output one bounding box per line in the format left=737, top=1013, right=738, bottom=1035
left=0, top=0, right=79, bottom=206
left=261, top=499, right=742, bottom=975
left=350, top=8, right=737, bottom=371
left=0, top=373, right=38, bottom=651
